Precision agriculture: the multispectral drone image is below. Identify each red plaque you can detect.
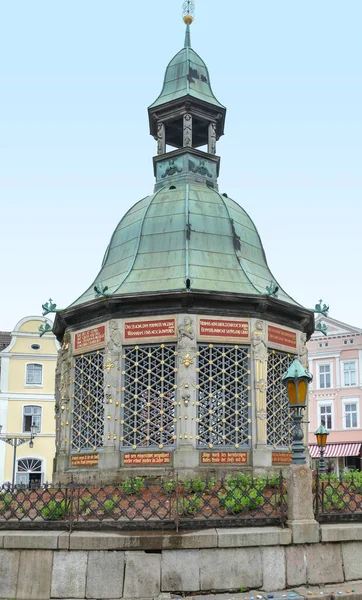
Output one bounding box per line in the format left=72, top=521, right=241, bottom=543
left=199, top=319, right=249, bottom=341
left=272, top=452, right=293, bottom=465
left=74, top=325, right=106, bottom=354
left=124, top=318, right=176, bottom=341
left=123, top=452, right=171, bottom=466
left=71, top=453, right=99, bottom=467
left=201, top=452, right=248, bottom=465
left=268, top=325, right=297, bottom=349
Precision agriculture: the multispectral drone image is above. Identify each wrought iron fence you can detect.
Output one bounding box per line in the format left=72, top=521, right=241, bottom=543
left=314, top=471, right=362, bottom=522
left=0, top=472, right=286, bottom=531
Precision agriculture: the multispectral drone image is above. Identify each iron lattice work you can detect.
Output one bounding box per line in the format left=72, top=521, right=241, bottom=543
left=71, top=351, right=105, bottom=452
left=196, top=344, right=251, bottom=449
left=0, top=473, right=287, bottom=530
left=121, top=344, right=177, bottom=449
left=266, top=350, right=295, bottom=449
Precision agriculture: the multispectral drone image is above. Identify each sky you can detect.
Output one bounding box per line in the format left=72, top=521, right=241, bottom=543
left=1, top=0, right=361, bottom=331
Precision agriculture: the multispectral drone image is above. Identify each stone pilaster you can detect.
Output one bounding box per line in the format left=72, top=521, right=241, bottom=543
left=157, top=122, right=165, bottom=155
left=286, top=464, right=319, bottom=543
left=183, top=114, right=192, bottom=147
left=251, top=319, right=271, bottom=468
left=208, top=122, right=217, bottom=154
left=174, top=315, right=199, bottom=470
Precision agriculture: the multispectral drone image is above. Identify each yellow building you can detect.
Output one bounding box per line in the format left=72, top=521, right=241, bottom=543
left=0, top=316, right=59, bottom=485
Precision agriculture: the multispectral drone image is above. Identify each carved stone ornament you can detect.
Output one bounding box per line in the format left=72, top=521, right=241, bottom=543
left=157, top=122, right=165, bottom=155
left=162, top=159, right=182, bottom=178
left=104, top=320, right=121, bottom=405
left=208, top=122, right=217, bottom=154
left=251, top=320, right=267, bottom=359
left=191, top=159, right=212, bottom=178
left=183, top=113, right=192, bottom=147
left=299, top=333, right=308, bottom=367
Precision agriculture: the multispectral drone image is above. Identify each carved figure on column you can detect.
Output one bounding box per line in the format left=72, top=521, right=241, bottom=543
left=104, top=320, right=121, bottom=405
left=183, top=113, right=192, bottom=147
left=299, top=333, right=308, bottom=368
left=157, top=122, right=165, bottom=155
left=252, top=320, right=267, bottom=360
left=177, top=316, right=197, bottom=441
left=58, top=332, right=72, bottom=406
left=208, top=122, right=217, bottom=154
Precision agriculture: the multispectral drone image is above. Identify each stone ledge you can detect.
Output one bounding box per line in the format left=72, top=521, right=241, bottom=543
left=2, top=530, right=66, bottom=549
left=69, top=528, right=217, bottom=550
left=322, top=523, right=362, bottom=542
left=217, top=526, right=292, bottom=547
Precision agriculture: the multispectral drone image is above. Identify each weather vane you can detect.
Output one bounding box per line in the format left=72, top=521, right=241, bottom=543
left=183, top=0, right=195, bottom=24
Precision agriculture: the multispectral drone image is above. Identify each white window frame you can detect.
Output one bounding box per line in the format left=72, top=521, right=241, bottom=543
left=317, top=401, right=334, bottom=430
left=342, top=360, right=358, bottom=388
left=342, top=398, right=360, bottom=430
left=25, top=363, right=43, bottom=387
left=317, top=363, right=333, bottom=390
left=22, top=405, right=42, bottom=434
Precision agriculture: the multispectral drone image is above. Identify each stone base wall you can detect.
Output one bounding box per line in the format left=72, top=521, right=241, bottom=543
left=1, top=525, right=362, bottom=599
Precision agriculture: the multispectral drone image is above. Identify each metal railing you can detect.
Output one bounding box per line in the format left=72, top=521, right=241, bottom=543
left=314, top=471, right=362, bottom=522
left=0, top=472, right=287, bottom=531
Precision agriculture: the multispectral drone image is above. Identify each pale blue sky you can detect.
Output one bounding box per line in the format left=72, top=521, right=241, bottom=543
left=1, top=1, right=361, bottom=331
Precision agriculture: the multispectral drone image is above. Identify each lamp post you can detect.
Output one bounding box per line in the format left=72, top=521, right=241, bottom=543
left=314, top=424, right=329, bottom=474
left=0, top=425, right=38, bottom=489
left=282, top=358, right=313, bottom=465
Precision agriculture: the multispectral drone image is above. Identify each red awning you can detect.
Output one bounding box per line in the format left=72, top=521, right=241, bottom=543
left=309, top=443, right=362, bottom=458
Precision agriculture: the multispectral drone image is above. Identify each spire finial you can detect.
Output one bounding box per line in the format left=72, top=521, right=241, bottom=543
left=183, top=0, right=194, bottom=47
left=183, top=0, right=195, bottom=25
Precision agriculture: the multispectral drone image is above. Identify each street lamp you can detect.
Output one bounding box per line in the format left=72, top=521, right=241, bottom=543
left=314, top=424, right=329, bottom=474
left=0, top=424, right=38, bottom=489
left=282, top=358, right=313, bottom=465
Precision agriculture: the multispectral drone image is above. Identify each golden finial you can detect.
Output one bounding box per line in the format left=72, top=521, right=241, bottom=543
left=183, top=0, right=195, bottom=25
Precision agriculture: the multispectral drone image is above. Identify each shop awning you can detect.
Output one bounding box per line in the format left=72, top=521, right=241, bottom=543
left=309, top=443, right=362, bottom=459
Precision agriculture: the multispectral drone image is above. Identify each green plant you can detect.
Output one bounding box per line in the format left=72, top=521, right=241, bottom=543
left=323, top=486, right=346, bottom=511
left=163, top=480, right=176, bottom=494
left=121, top=477, right=145, bottom=495
left=79, top=494, right=93, bottom=513
left=41, top=499, right=69, bottom=520
left=184, top=477, right=207, bottom=494
left=221, top=487, right=264, bottom=514
left=240, top=586, right=245, bottom=593
left=179, top=495, right=202, bottom=516
left=0, top=492, right=14, bottom=512
left=103, top=496, right=118, bottom=513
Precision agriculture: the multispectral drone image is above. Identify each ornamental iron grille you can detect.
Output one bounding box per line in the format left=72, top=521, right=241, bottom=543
left=266, top=350, right=295, bottom=449
left=71, top=351, right=105, bottom=452
left=121, top=344, right=177, bottom=449
left=196, top=344, right=251, bottom=449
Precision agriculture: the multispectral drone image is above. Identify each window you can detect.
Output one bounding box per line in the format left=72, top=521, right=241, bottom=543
left=343, top=362, right=357, bottom=387
left=72, top=351, right=105, bottom=451
left=26, top=364, right=43, bottom=385
left=266, top=350, right=295, bottom=448
left=16, top=458, right=43, bottom=486
left=23, top=406, right=42, bottom=433
left=121, top=344, right=177, bottom=449
left=344, top=340, right=348, bottom=345
left=344, top=402, right=359, bottom=429
left=197, top=344, right=251, bottom=448
left=350, top=339, right=354, bottom=344
left=319, top=364, right=331, bottom=389
left=318, top=403, right=333, bottom=430
left=30, top=344, right=40, bottom=351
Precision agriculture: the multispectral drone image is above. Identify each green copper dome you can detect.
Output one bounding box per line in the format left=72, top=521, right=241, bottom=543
left=70, top=182, right=299, bottom=308
left=149, top=27, right=224, bottom=111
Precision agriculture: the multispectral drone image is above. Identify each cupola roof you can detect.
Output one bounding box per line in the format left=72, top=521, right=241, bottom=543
left=149, top=26, right=225, bottom=111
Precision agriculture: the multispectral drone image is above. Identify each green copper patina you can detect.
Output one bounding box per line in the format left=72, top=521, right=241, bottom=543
left=62, top=24, right=309, bottom=319
left=70, top=182, right=300, bottom=307
left=149, top=25, right=224, bottom=111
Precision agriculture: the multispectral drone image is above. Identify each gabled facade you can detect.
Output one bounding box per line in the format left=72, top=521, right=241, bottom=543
left=308, top=316, right=362, bottom=473
left=0, top=317, right=59, bottom=484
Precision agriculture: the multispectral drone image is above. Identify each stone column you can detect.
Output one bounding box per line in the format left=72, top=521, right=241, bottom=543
left=174, top=315, right=199, bottom=471
left=183, top=114, right=192, bottom=147
left=54, top=332, right=72, bottom=475
left=251, top=319, right=271, bottom=468
left=157, top=122, right=165, bottom=155
left=286, top=464, right=319, bottom=543
left=99, top=320, right=121, bottom=472
left=208, top=122, right=217, bottom=154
